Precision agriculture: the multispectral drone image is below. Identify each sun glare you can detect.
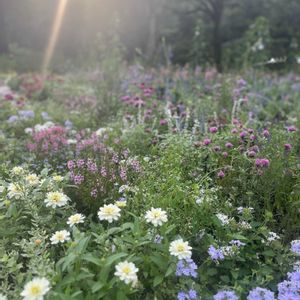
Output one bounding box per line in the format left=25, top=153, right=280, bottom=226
left=42, top=0, right=69, bottom=75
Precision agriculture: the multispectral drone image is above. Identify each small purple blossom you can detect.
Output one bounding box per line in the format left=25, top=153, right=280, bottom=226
left=177, top=289, right=198, bottom=300
left=217, top=170, right=225, bottom=178
left=287, top=126, right=297, bottom=132
left=19, top=110, right=35, bottom=119
left=175, top=258, right=198, bottom=278
left=284, top=144, right=292, bottom=152
left=7, top=115, right=19, bottom=123
left=230, top=240, right=246, bottom=247
left=208, top=245, right=224, bottom=261
left=203, top=138, right=212, bottom=146
left=225, top=142, right=233, bottom=149
left=247, top=287, right=275, bottom=300
left=290, top=241, right=300, bottom=255
left=263, top=129, right=270, bottom=138
left=255, top=158, right=270, bottom=168
left=153, top=234, right=163, bottom=244
left=209, top=126, right=218, bottom=134
left=214, top=290, right=238, bottom=300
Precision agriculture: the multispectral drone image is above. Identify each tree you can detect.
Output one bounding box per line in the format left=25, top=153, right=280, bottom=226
left=0, top=0, right=9, bottom=53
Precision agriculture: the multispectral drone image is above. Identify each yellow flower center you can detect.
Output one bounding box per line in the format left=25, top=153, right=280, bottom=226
left=177, top=244, right=185, bottom=252
left=57, top=233, right=64, bottom=240
left=30, top=285, right=41, bottom=295
left=71, top=216, right=80, bottom=222
left=51, top=194, right=61, bottom=202
left=104, top=207, right=114, bottom=214
left=122, top=266, right=131, bottom=274
left=153, top=211, right=161, bottom=218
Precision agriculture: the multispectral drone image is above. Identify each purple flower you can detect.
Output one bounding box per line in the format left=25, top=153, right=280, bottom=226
left=229, top=240, right=246, bottom=247
left=73, top=174, right=84, bottom=185
left=255, top=158, right=270, bottom=168
left=65, top=120, right=73, bottom=128
left=225, top=142, right=233, bottom=149
left=67, top=160, right=75, bottom=170
left=240, top=131, right=247, bottom=138
left=237, top=78, right=247, bottom=88
left=231, top=128, right=238, bottom=134
left=247, top=150, right=256, bottom=157
left=19, top=110, right=35, bottom=119
left=7, top=115, right=19, bottom=123
left=284, top=144, right=292, bottom=152
left=160, top=119, right=168, bottom=126
left=278, top=280, right=300, bottom=299
left=90, top=188, right=98, bottom=198
left=203, top=138, right=212, bottom=146
left=177, top=289, right=198, bottom=300
left=222, top=152, right=228, bottom=158
left=176, top=258, right=198, bottom=278
left=41, top=111, right=51, bottom=120
left=287, top=126, right=297, bottom=132
left=153, top=234, right=163, bottom=244
left=214, top=290, right=238, bottom=300
left=263, top=129, right=270, bottom=138
left=209, top=126, right=218, bottom=134
left=76, top=159, right=85, bottom=168
left=247, top=287, right=275, bottom=300
left=288, top=271, right=300, bottom=282
left=208, top=245, right=224, bottom=261
left=217, top=170, right=225, bottom=178
left=290, top=241, right=300, bottom=255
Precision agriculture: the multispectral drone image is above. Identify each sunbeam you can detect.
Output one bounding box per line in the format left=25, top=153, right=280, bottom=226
left=42, top=0, right=69, bottom=75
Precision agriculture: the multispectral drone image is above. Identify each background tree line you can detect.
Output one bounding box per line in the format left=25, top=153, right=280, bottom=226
left=0, top=0, right=299, bottom=72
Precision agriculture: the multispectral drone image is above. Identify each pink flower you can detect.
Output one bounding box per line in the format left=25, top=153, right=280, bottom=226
left=202, top=138, right=211, bottom=146
left=225, top=142, right=233, bottom=149
left=255, top=158, right=270, bottom=168
left=231, top=128, right=238, bottom=134
left=217, top=170, right=225, bottom=178
left=263, top=129, right=270, bottom=138
left=159, top=119, right=168, bottom=126
left=222, top=152, right=228, bottom=158
left=284, top=144, right=292, bottom=151
left=209, top=127, right=218, bottom=134
left=287, top=126, right=297, bottom=132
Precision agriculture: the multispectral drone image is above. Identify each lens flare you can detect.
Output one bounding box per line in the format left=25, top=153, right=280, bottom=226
left=42, top=0, right=69, bottom=75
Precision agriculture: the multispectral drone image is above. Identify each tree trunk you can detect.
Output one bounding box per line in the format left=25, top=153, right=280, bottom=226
left=211, top=0, right=224, bottom=72
left=213, top=16, right=222, bottom=72
left=0, top=0, right=9, bottom=53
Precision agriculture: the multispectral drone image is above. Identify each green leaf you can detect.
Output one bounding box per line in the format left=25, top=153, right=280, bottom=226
left=153, top=275, right=164, bottom=287
left=105, top=252, right=128, bottom=267
left=207, top=268, right=218, bottom=276
left=82, top=254, right=103, bottom=266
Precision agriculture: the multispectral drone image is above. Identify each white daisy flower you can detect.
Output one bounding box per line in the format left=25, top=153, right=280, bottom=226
left=11, top=166, right=24, bottom=176
left=50, top=230, right=70, bottom=244
left=267, top=231, right=280, bottom=243
left=114, top=261, right=138, bottom=286
left=20, top=277, right=50, bottom=300
left=169, top=238, right=192, bottom=260
left=52, top=175, right=64, bottom=182
left=67, top=213, right=85, bottom=227
left=216, top=213, right=231, bottom=225
left=44, top=191, right=69, bottom=208
left=0, top=293, right=7, bottom=300
left=26, top=174, right=39, bottom=186
left=8, top=183, right=23, bottom=199
left=98, top=204, right=121, bottom=223
left=145, top=207, right=168, bottom=227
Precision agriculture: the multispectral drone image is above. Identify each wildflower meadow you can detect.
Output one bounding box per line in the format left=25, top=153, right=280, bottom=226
left=1, top=1, right=300, bottom=299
